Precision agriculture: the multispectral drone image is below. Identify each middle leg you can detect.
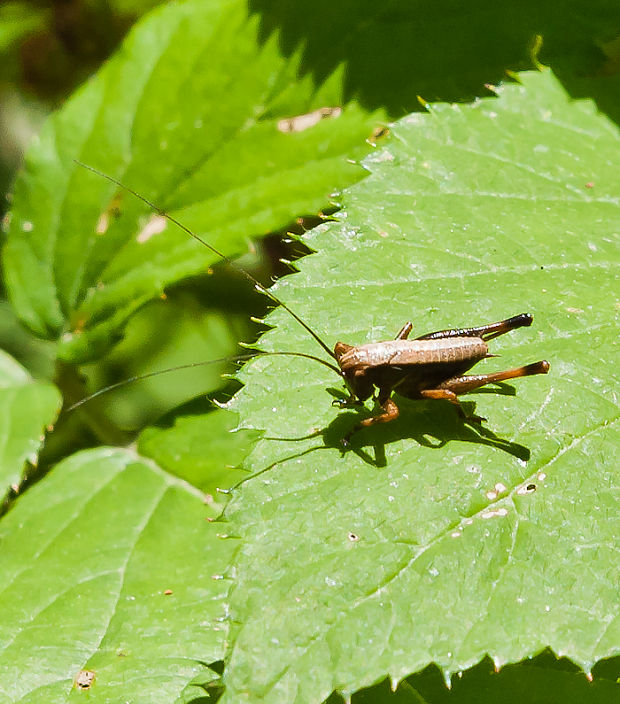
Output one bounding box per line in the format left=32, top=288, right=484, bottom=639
left=342, top=390, right=400, bottom=446
left=418, top=388, right=480, bottom=421
left=395, top=322, right=413, bottom=340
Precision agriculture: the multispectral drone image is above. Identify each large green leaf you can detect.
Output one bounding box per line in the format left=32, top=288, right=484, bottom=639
left=0, top=447, right=233, bottom=703
left=224, top=70, right=620, bottom=702
left=3, top=0, right=376, bottom=362
left=0, top=349, right=60, bottom=501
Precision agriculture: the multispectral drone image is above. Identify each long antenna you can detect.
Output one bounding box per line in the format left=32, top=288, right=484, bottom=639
left=65, top=351, right=343, bottom=413
left=75, top=161, right=336, bottom=361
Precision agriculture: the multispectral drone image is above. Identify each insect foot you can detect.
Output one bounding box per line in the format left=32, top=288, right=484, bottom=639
left=331, top=396, right=364, bottom=409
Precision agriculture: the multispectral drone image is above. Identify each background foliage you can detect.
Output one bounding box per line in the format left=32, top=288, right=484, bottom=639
left=0, top=1, right=619, bottom=702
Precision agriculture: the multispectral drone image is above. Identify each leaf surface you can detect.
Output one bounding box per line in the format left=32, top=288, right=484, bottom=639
left=0, top=447, right=234, bottom=703
left=138, top=407, right=256, bottom=498
left=225, top=70, right=620, bottom=702
left=0, top=1, right=48, bottom=53
left=0, top=349, right=60, bottom=501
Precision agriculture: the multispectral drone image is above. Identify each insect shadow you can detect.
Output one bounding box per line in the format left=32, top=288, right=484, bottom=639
left=329, top=393, right=529, bottom=467
left=261, top=383, right=530, bottom=470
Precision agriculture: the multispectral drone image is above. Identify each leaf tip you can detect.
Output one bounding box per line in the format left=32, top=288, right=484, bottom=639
left=416, top=95, right=430, bottom=111
left=528, top=33, right=547, bottom=71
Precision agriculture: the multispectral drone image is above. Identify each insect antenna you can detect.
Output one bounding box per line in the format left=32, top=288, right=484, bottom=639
left=65, top=351, right=343, bottom=413
left=75, top=161, right=336, bottom=361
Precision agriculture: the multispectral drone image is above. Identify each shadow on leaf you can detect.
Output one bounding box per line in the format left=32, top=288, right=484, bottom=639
left=257, top=386, right=531, bottom=472
left=323, top=394, right=530, bottom=467
left=325, top=650, right=620, bottom=703
left=249, top=0, right=620, bottom=124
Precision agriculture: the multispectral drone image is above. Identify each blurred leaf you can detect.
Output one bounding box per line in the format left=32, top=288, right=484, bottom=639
left=3, top=0, right=377, bottom=363
left=224, top=70, right=620, bottom=702
left=0, top=349, right=60, bottom=501
left=138, top=407, right=258, bottom=498
left=0, top=300, right=56, bottom=378
left=0, top=2, right=48, bottom=53
left=109, top=0, right=167, bottom=15
left=0, top=447, right=233, bottom=703
left=79, top=288, right=254, bottom=431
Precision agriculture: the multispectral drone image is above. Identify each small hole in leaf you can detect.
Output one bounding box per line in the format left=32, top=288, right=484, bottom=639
left=75, top=670, right=95, bottom=690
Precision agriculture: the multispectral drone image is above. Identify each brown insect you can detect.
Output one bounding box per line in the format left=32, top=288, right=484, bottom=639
left=334, top=313, right=549, bottom=444
left=75, top=163, right=550, bottom=444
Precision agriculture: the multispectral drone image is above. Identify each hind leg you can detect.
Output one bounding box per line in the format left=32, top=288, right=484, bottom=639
left=438, top=360, right=549, bottom=393
left=420, top=361, right=549, bottom=422
left=416, top=313, right=533, bottom=341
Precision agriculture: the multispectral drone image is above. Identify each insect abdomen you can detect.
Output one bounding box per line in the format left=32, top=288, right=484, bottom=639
left=338, top=337, right=488, bottom=370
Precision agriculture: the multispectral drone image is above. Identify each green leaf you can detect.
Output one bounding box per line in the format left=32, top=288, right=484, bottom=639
left=138, top=407, right=257, bottom=498
left=224, top=70, right=620, bottom=702
left=0, top=2, right=48, bottom=53
left=0, top=349, right=60, bottom=501
left=337, top=654, right=620, bottom=703
left=0, top=447, right=234, bottom=703
left=245, top=0, right=620, bottom=118
left=109, top=0, right=166, bottom=17
left=3, top=0, right=376, bottom=362
left=80, top=290, right=255, bottom=431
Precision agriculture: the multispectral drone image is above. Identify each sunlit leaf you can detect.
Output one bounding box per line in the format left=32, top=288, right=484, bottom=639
left=0, top=349, right=60, bottom=501
left=4, top=0, right=376, bottom=362
left=0, top=447, right=233, bottom=703
left=224, top=70, right=620, bottom=702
